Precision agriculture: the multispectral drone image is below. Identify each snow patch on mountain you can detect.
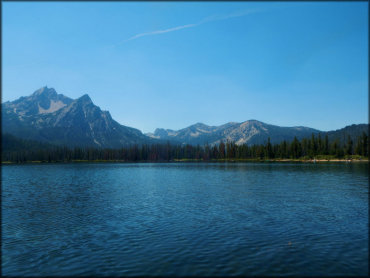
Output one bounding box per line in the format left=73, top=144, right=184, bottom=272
left=38, top=100, right=67, bottom=114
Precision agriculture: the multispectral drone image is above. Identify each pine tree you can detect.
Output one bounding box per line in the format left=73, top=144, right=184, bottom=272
left=354, top=136, right=363, bottom=155
left=324, top=134, right=329, bottom=155
left=362, top=132, right=368, bottom=157
left=345, top=135, right=353, bottom=156
left=318, top=133, right=323, bottom=154
left=280, top=140, right=288, bottom=158
left=219, top=141, right=226, bottom=159
left=291, top=136, right=301, bottom=158
left=266, top=137, right=273, bottom=158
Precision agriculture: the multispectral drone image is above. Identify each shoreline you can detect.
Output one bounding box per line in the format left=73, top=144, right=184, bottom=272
left=1, top=158, right=368, bottom=164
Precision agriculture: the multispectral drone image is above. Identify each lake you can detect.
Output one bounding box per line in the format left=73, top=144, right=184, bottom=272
left=2, top=162, right=368, bottom=276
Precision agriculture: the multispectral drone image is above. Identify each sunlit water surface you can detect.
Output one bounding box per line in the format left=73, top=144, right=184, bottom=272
left=2, top=163, right=368, bottom=276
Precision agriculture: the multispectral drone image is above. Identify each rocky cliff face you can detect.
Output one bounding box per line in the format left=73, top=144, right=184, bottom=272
left=2, top=87, right=152, bottom=147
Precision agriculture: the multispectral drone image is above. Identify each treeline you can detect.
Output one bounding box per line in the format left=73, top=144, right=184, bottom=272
left=2, top=133, right=368, bottom=163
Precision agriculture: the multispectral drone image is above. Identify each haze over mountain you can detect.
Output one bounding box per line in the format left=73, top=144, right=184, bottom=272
left=2, top=87, right=152, bottom=148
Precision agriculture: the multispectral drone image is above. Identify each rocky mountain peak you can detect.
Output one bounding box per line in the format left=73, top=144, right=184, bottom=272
left=32, top=86, right=57, bottom=97
left=154, top=128, right=170, bottom=136
left=2, top=86, right=152, bottom=148
left=77, top=94, right=93, bottom=104
left=150, top=119, right=322, bottom=146
left=193, top=122, right=209, bottom=128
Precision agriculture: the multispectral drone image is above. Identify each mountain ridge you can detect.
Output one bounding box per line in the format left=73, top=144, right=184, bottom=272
left=146, top=120, right=322, bottom=146
left=2, top=87, right=153, bottom=148
left=2, top=86, right=368, bottom=148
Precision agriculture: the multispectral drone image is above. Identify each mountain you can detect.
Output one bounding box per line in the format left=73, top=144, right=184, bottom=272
left=146, top=120, right=321, bottom=146
left=2, top=87, right=153, bottom=148
left=323, top=124, right=369, bottom=145
left=3, top=86, right=367, bottom=149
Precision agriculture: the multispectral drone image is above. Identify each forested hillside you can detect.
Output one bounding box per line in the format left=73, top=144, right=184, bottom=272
left=2, top=132, right=368, bottom=163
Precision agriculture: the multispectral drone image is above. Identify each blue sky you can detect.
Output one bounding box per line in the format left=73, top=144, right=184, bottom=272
left=2, top=2, right=368, bottom=133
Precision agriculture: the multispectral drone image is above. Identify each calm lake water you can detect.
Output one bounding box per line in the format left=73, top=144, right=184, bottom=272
left=2, top=162, right=368, bottom=276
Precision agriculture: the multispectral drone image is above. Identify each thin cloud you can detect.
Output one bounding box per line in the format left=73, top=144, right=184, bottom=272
left=115, top=8, right=261, bottom=46
left=201, top=8, right=260, bottom=23
left=125, top=23, right=199, bottom=42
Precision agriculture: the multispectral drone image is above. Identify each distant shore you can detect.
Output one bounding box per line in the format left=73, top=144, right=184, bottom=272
left=2, top=158, right=368, bottom=164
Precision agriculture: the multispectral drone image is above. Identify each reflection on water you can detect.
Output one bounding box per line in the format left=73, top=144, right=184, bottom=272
left=2, top=163, right=368, bottom=276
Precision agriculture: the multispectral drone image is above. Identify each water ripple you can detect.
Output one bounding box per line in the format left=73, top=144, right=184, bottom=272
left=2, top=163, right=368, bottom=276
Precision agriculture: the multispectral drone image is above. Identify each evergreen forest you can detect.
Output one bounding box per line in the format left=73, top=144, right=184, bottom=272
left=2, top=133, right=368, bottom=163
